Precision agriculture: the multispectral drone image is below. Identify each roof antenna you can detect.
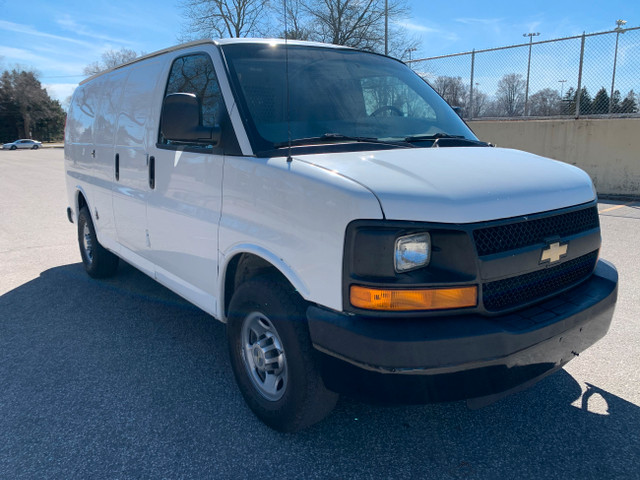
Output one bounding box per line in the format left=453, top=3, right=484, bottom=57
left=284, top=0, right=293, bottom=163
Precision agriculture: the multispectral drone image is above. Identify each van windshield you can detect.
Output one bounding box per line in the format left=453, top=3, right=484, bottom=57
left=221, top=43, right=477, bottom=154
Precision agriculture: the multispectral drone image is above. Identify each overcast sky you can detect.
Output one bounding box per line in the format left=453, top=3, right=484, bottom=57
left=0, top=0, right=638, bottom=103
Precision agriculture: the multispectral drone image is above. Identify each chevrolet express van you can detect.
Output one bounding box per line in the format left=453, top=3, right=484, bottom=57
left=65, top=39, right=618, bottom=432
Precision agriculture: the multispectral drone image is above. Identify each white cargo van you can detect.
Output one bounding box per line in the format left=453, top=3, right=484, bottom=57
left=65, top=39, right=618, bottom=432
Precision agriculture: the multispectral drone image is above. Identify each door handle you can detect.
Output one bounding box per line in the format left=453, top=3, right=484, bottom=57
left=115, top=153, right=119, bottom=181
left=148, top=156, right=155, bottom=189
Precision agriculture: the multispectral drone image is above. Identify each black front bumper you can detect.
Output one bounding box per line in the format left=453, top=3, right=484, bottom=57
left=307, top=259, right=618, bottom=403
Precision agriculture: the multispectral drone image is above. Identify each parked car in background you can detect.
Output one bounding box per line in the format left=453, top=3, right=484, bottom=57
left=2, top=139, right=42, bottom=150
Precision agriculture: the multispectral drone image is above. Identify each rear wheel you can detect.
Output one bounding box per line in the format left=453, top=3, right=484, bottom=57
left=77, top=206, right=119, bottom=278
left=227, top=277, right=338, bottom=432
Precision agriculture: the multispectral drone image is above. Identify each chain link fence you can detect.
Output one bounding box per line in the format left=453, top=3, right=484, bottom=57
left=409, top=26, right=640, bottom=119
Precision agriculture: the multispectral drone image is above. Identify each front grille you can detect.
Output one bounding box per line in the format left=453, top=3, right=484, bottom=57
left=473, top=206, right=599, bottom=256
left=482, top=251, right=599, bottom=312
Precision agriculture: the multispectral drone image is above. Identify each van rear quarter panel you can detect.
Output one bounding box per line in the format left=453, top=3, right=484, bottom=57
left=65, top=78, right=105, bottom=225
left=90, top=69, right=129, bottom=239
left=219, top=155, right=383, bottom=313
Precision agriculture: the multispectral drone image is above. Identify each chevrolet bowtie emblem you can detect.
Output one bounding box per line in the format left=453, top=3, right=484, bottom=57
left=541, top=242, right=568, bottom=264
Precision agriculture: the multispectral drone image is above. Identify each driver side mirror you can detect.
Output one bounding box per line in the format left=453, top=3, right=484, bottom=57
left=161, top=93, right=221, bottom=145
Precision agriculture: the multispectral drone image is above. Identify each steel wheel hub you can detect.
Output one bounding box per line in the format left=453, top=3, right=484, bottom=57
left=82, top=223, right=93, bottom=263
left=252, top=343, right=267, bottom=370
left=241, top=312, right=287, bottom=401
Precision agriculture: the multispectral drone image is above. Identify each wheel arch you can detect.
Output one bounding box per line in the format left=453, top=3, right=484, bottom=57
left=76, top=189, right=88, bottom=214
left=71, top=187, right=90, bottom=225
left=221, top=247, right=311, bottom=321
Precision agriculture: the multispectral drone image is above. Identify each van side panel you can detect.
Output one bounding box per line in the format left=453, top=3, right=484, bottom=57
left=146, top=146, right=223, bottom=315
left=112, top=59, right=165, bottom=255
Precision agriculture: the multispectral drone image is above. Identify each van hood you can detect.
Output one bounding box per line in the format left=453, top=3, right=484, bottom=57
left=298, top=147, right=596, bottom=224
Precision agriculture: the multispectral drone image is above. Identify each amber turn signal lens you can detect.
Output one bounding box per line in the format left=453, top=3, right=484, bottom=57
left=350, top=285, right=477, bottom=311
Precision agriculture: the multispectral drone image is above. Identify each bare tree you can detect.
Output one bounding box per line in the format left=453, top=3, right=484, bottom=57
left=528, top=88, right=561, bottom=116
left=301, top=0, right=417, bottom=56
left=496, top=73, right=525, bottom=117
left=306, top=0, right=383, bottom=49
left=280, top=0, right=310, bottom=39
left=470, top=90, right=488, bottom=118
left=432, top=76, right=468, bottom=108
left=179, top=0, right=272, bottom=40
left=179, top=0, right=418, bottom=56
left=83, top=48, right=141, bottom=76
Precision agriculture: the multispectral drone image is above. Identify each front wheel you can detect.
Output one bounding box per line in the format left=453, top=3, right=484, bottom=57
left=32, top=144, right=39, bottom=149
left=77, top=206, right=119, bottom=278
left=227, top=278, right=338, bottom=432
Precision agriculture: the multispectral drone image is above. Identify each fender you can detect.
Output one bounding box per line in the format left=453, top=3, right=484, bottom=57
left=219, top=243, right=311, bottom=321
left=72, top=185, right=90, bottom=225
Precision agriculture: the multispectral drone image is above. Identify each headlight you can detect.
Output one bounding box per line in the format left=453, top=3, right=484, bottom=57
left=394, top=233, right=430, bottom=272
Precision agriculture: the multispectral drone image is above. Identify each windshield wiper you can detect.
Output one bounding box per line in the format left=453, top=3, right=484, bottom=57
left=404, top=133, right=465, bottom=142
left=404, top=133, right=492, bottom=147
left=272, top=133, right=414, bottom=149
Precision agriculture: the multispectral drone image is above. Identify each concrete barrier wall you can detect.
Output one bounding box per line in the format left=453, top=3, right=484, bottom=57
left=468, top=117, right=640, bottom=197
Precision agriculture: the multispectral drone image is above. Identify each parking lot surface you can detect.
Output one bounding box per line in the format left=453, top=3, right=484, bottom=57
left=1, top=148, right=639, bottom=479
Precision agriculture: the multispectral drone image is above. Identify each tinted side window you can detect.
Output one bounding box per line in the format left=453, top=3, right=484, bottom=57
left=160, top=54, right=223, bottom=147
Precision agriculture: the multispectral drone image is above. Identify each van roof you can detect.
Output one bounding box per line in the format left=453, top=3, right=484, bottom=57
left=80, top=38, right=354, bottom=85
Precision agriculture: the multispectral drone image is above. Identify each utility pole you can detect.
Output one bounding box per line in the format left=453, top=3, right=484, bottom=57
left=523, top=32, right=540, bottom=116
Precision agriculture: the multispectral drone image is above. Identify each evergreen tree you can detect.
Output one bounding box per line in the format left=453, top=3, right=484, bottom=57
left=610, top=89, right=622, bottom=112
left=619, top=90, right=638, bottom=113
left=576, top=86, right=592, bottom=115
left=561, top=87, right=575, bottom=115
left=591, top=87, right=609, bottom=115
left=0, top=69, right=65, bottom=142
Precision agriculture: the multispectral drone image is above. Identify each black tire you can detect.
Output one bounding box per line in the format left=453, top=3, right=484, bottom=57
left=227, top=277, right=338, bottom=432
left=77, top=206, right=119, bottom=278
left=32, top=144, right=39, bottom=149
left=10, top=145, right=16, bottom=150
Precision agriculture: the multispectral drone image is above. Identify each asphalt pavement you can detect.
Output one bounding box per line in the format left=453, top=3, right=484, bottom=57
left=1, top=148, right=639, bottom=479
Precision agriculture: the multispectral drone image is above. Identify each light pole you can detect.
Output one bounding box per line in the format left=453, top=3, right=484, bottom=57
left=404, top=47, right=417, bottom=62
left=558, top=79, right=567, bottom=98
left=523, top=32, right=540, bottom=116
left=384, top=0, right=388, bottom=55
left=609, top=19, right=627, bottom=113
